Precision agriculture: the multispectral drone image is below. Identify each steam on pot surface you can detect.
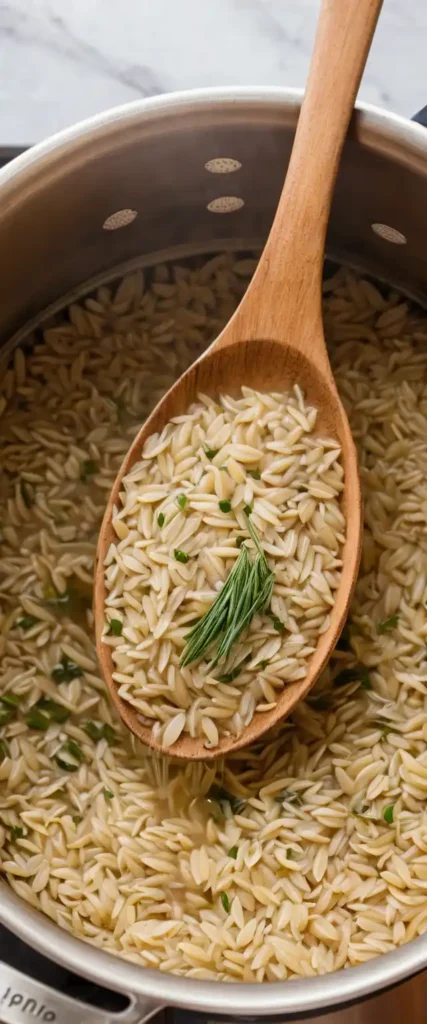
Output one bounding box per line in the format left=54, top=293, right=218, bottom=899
left=1, top=251, right=427, bottom=980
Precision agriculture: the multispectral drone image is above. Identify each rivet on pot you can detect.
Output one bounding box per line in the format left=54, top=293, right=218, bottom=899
left=103, top=209, right=138, bottom=231
left=371, top=223, right=407, bottom=245
left=205, top=158, right=242, bottom=173
left=207, top=197, right=244, bottom=213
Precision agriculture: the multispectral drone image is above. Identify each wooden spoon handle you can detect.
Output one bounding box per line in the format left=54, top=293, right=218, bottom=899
left=228, top=0, right=382, bottom=358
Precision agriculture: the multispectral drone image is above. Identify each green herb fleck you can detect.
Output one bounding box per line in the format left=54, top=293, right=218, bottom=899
left=228, top=846, right=238, bottom=859
left=243, top=504, right=253, bottom=517
left=20, top=480, right=34, bottom=508
left=84, top=720, right=103, bottom=742
left=104, top=788, right=114, bottom=800
left=334, top=666, right=371, bottom=688
left=17, top=615, right=38, bottom=631
left=219, top=499, right=232, bottom=513
left=103, top=724, right=118, bottom=746
left=377, top=615, right=399, bottom=634
left=0, top=739, right=9, bottom=763
left=207, top=784, right=247, bottom=816
left=271, top=615, right=285, bottom=634
left=64, top=739, right=84, bottom=762
left=177, top=494, right=187, bottom=509
left=220, top=892, right=230, bottom=913
left=157, top=512, right=165, bottom=527
left=274, top=788, right=303, bottom=806
left=54, top=738, right=84, bottom=773
left=0, top=694, right=20, bottom=708
left=247, top=469, right=261, bottom=480
left=35, top=697, right=69, bottom=724
left=80, top=460, right=98, bottom=482
left=107, top=618, right=123, bottom=636
left=51, top=654, right=83, bottom=684
left=9, top=825, right=24, bottom=839
left=205, top=447, right=219, bottom=461
left=259, top=660, right=270, bottom=670
left=218, top=667, right=242, bottom=683
left=0, top=697, right=18, bottom=726
left=54, top=754, right=79, bottom=773
left=307, top=695, right=330, bottom=710
left=174, top=549, right=189, bottom=564
left=26, top=709, right=50, bottom=731
left=383, top=804, right=394, bottom=825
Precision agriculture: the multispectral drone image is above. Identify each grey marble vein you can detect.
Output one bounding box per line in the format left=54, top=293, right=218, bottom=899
left=0, top=0, right=426, bottom=146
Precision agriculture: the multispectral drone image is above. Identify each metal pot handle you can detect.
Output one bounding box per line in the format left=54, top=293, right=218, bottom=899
left=0, top=962, right=163, bottom=1024
left=412, top=106, right=427, bottom=127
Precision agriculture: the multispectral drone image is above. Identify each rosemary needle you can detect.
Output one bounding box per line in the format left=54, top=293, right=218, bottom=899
left=180, top=517, right=275, bottom=668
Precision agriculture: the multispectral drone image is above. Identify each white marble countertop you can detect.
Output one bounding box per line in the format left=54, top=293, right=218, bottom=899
left=0, top=0, right=426, bottom=146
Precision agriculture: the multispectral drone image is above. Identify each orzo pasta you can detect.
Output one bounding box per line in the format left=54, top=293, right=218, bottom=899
left=1, top=254, right=427, bottom=981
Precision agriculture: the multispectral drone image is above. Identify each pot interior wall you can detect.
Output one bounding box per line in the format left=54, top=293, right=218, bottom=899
left=1, top=98, right=427, bottom=349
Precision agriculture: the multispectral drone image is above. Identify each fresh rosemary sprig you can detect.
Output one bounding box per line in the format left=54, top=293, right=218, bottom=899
left=180, top=517, right=275, bottom=668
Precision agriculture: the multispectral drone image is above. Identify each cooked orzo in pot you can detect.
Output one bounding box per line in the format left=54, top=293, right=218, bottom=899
left=1, top=253, right=427, bottom=980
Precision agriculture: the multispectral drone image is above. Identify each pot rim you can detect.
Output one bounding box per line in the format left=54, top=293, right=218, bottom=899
left=1, top=85, right=427, bottom=193
left=1, top=86, right=427, bottom=1015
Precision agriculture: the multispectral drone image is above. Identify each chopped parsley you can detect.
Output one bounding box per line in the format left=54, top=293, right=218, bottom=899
left=16, top=615, right=38, bottom=631
left=334, top=666, right=371, bottom=688
left=20, top=480, right=34, bottom=508
left=80, top=460, right=98, bottom=482
left=54, top=739, right=84, bottom=772
left=85, top=721, right=118, bottom=746
left=220, top=892, right=230, bottom=913
left=207, top=784, right=247, bottom=816
left=0, top=696, right=19, bottom=726
left=377, top=615, right=399, bottom=634
left=51, top=654, right=83, bottom=684
left=0, top=739, right=9, bottom=763
left=9, top=825, right=24, bottom=839
left=271, top=614, right=285, bottom=634
left=107, top=618, right=123, bottom=636
left=274, top=788, right=303, bottom=806
left=219, top=499, right=231, bottom=513
left=383, top=804, right=394, bottom=825
left=174, top=549, right=189, bottom=564
left=307, top=694, right=330, bottom=710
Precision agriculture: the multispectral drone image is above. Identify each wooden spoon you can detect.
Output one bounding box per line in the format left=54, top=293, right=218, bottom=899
left=95, top=0, right=381, bottom=760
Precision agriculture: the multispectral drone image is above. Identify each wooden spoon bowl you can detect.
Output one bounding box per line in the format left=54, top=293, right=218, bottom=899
left=95, top=0, right=382, bottom=760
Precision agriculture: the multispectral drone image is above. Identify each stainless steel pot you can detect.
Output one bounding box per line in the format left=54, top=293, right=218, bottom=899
left=1, top=86, right=427, bottom=1024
